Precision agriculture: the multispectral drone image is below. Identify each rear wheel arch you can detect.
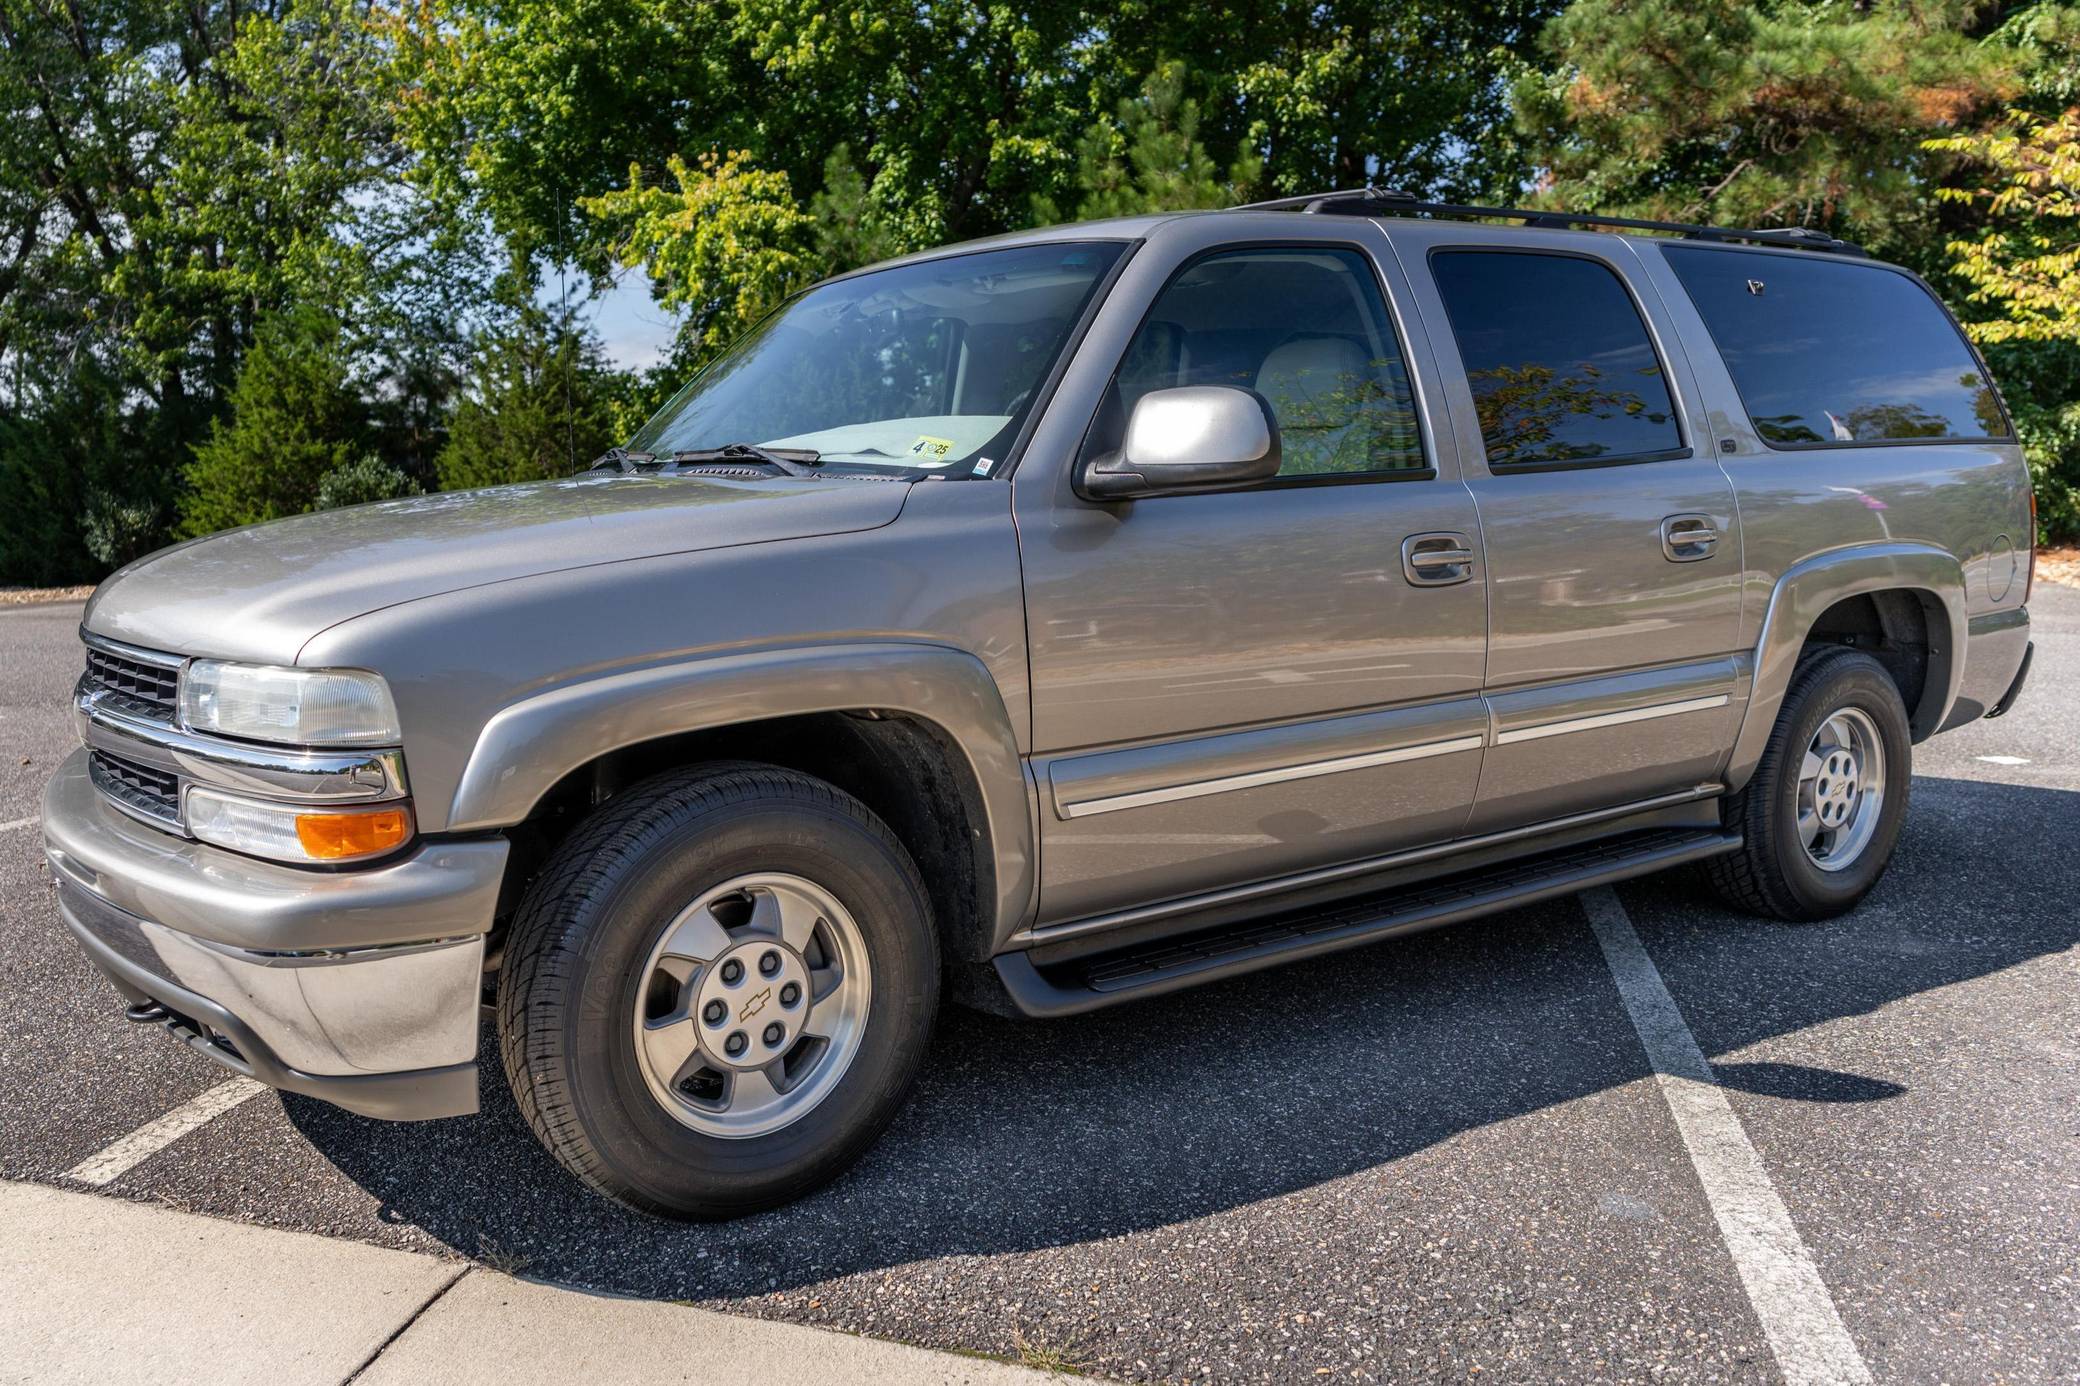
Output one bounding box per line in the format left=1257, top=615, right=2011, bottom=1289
left=1725, top=545, right=1967, bottom=792
left=1799, top=587, right=1949, bottom=736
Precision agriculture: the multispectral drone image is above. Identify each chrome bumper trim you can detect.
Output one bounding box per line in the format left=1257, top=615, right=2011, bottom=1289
left=42, top=750, right=507, bottom=955
left=77, top=689, right=408, bottom=803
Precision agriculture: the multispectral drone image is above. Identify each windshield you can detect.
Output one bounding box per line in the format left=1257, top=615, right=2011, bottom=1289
left=629, top=242, right=1127, bottom=475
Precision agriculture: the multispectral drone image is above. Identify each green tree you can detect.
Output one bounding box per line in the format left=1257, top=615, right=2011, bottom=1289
left=395, top=0, right=1557, bottom=354
left=178, top=306, right=367, bottom=537
left=1513, top=0, right=2018, bottom=247
left=1930, top=106, right=2080, bottom=343
left=1037, top=61, right=1262, bottom=222
left=1926, top=8, right=2080, bottom=540
left=0, top=0, right=466, bottom=575
left=435, top=282, right=614, bottom=490
left=809, top=145, right=907, bottom=275
left=583, top=150, right=819, bottom=363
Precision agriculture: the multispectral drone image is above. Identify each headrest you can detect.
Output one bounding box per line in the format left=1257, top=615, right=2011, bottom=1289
left=1253, top=336, right=1371, bottom=431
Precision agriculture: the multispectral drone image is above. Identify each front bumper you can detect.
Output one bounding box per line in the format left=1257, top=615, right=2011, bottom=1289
left=42, top=749, right=507, bottom=1120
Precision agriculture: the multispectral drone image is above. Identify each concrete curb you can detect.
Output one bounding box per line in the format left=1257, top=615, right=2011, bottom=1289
left=1, top=1181, right=1058, bottom=1385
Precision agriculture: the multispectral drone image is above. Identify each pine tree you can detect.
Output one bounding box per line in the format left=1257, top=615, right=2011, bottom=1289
left=1513, top=0, right=2017, bottom=246
left=1039, top=62, right=1262, bottom=224
left=435, top=282, right=615, bottom=491
left=178, top=307, right=367, bottom=538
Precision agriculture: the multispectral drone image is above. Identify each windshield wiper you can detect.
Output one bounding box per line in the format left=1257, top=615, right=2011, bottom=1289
left=666, top=443, right=823, bottom=478
left=589, top=446, right=659, bottom=473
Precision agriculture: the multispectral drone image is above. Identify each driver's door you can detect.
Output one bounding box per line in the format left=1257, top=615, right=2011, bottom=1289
left=1011, top=225, right=1489, bottom=928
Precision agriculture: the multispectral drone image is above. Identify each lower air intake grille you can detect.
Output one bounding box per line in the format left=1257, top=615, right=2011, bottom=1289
left=88, top=749, right=181, bottom=830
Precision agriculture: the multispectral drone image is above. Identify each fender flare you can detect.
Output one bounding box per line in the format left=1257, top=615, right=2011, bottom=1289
left=1725, top=542, right=1966, bottom=792
left=445, top=642, right=1036, bottom=944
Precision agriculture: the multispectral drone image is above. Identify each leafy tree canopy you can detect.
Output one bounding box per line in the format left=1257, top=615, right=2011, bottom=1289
left=1514, top=0, right=2022, bottom=250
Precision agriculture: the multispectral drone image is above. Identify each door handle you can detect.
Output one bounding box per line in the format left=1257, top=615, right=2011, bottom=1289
left=1660, top=514, right=1720, bottom=563
left=1402, top=532, right=1476, bottom=587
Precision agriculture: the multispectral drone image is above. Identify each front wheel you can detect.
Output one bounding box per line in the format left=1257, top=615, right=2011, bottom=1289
left=498, top=764, right=939, bottom=1218
left=1707, top=649, right=1912, bottom=921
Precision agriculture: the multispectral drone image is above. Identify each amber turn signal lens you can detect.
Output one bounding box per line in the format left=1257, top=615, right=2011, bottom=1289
left=294, top=807, right=412, bottom=860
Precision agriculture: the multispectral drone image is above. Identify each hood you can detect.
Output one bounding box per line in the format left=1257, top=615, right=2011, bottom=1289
left=83, top=472, right=912, bottom=662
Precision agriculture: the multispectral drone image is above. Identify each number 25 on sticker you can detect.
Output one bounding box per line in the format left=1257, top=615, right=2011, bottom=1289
left=909, top=434, right=956, bottom=460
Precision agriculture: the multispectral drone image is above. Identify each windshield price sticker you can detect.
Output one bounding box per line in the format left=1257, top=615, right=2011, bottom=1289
left=908, top=434, right=958, bottom=462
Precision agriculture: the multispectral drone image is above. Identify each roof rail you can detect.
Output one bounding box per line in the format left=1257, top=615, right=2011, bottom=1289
left=1231, top=186, right=1868, bottom=258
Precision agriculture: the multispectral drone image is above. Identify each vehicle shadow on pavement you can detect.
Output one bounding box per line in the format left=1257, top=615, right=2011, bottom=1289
left=286, top=774, right=2078, bottom=1303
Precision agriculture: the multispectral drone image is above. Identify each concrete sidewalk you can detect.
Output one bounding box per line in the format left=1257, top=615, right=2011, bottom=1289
left=0, top=1181, right=1058, bottom=1385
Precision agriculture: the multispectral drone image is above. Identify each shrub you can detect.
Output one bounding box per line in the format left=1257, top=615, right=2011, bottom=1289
left=315, top=455, right=423, bottom=510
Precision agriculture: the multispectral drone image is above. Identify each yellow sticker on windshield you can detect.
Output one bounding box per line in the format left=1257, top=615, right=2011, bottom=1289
left=907, top=434, right=957, bottom=462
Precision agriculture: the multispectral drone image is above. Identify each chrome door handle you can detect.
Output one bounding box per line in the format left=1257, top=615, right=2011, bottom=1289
left=1402, top=532, right=1476, bottom=586
left=1661, top=514, right=1720, bottom=562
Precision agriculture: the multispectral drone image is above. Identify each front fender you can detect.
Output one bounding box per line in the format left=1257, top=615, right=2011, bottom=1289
left=446, top=642, right=1036, bottom=943
left=1725, top=543, right=1966, bottom=792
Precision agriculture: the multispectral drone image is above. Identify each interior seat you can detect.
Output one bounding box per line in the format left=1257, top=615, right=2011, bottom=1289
left=1253, top=335, right=1374, bottom=474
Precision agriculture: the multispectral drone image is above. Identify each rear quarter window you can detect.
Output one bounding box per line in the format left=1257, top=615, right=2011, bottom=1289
left=1664, top=247, right=2008, bottom=447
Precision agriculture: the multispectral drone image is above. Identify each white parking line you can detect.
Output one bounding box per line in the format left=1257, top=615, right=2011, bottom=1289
left=63, top=1078, right=267, bottom=1187
left=1581, top=886, right=1872, bottom=1386
left=0, top=816, right=36, bottom=834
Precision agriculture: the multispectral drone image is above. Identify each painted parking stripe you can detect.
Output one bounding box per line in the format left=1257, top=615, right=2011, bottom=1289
left=0, top=816, right=36, bottom=834
left=63, top=1078, right=267, bottom=1187
left=1581, top=886, right=1872, bottom=1386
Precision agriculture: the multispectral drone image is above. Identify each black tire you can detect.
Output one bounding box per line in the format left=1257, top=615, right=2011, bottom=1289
left=498, top=762, right=939, bottom=1219
left=1707, top=649, right=1912, bottom=921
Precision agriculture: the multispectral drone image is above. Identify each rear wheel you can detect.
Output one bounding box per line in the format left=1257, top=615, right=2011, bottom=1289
left=499, top=763, right=939, bottom=1218
left=1707, top=649, right=1911, bottom=921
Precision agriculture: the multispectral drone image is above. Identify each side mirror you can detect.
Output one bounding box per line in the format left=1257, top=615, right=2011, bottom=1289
left=1078, top=386, right=1282, bottom=501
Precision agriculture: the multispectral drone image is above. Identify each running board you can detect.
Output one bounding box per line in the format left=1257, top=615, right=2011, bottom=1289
left=993, top=827, right=1741, bottom=1017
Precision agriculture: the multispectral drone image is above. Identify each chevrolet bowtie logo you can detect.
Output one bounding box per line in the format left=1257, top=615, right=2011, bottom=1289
left=738, top=986, right=772, bottom=1024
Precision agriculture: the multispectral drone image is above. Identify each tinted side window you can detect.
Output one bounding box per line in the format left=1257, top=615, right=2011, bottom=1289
left=1104, top=247, right=1425, bottom=478
left=1665, top=247, right=2008, bottom=446
left=1430, top=251, right=1682, bottom=467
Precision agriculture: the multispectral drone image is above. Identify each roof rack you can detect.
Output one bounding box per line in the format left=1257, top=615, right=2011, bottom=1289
left=1231, top=187, right=1868, bottom=258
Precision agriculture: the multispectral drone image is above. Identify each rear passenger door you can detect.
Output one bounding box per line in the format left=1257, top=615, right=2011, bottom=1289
left=1397, top=230, right=1747, bottom=832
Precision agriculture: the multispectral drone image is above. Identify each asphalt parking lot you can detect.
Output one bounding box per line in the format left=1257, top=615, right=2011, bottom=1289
left=3, top=589, right=2075, bottom=1384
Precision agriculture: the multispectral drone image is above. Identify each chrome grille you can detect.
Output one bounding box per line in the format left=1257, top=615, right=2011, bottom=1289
left=88, top=748, right=181, bottom=830
left=83, top=645, right=181, bottom=723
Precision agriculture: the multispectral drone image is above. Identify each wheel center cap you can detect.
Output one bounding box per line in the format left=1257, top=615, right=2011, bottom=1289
left=694, top=941, right=812, bottom=1070
left=1814, top=749, right=1861, bottom=827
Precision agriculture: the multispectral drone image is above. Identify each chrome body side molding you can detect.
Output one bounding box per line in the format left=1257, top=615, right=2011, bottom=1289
left=1494, top=693, right=1731, bottom=745
left=1057, top=734, right=1482, bottom=819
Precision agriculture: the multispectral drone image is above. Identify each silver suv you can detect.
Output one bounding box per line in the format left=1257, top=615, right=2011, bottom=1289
left=44, top=192, right=2036, bottom=1217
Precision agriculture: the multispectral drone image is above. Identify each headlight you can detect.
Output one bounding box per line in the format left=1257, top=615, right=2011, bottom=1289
left=185, top=787, right=414, bottom=864
left=180, top=661, right=401, bottom=746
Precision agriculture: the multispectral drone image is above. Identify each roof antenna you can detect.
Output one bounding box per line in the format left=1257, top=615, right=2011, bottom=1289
left=559, top=186, right=575, bottom=476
